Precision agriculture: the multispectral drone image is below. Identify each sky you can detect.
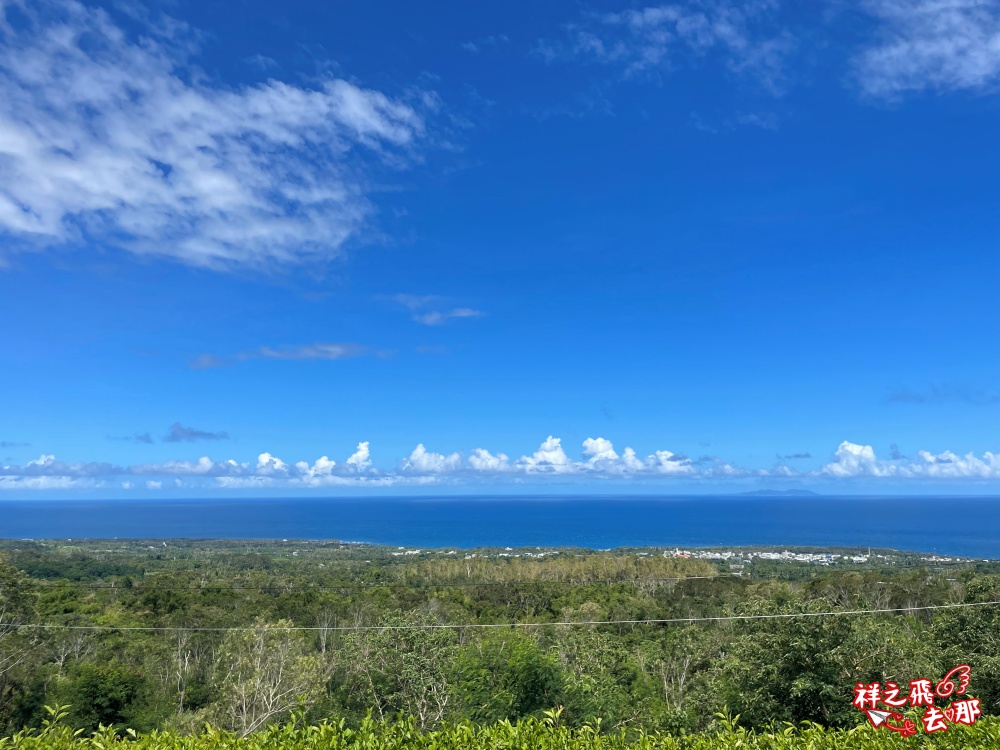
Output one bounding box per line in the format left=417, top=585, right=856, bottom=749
left=0, top=0, right=998, bottom=497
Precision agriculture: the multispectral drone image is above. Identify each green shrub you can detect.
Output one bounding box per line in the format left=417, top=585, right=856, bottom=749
left=4, top=709, right=1000, bottom=750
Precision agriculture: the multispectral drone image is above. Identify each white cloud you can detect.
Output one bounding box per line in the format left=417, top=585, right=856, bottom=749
left=401, top=444, right=462, bottom=473
left=468, top=448, right=511, bottom=471
left=0, top=476, right=96, bottom=490
left=1, top=438, right=998, bottom=491
left=295, top=455, right=337, bottom=478
left=576, top=438, right=701, bottom=476
left=256, top=452, right=289, bottom=476
left=621, top=447, right=646, bottom=471
left=645, top=450, right=698, bottom=475
left=389, top=294, right=485, bottom=326
left=855, top=0, right=1000, bottom=97
left=516, top=436, right=577, bottom=473
left=817, top=440, right=1000, bottom=480
left=412, top=308, right=485, bottom=326
left=346, top=441, right=373, bottom=471
left=820, top=440, right=889, bottom=478
left=0, top=0, right=429, bottom=270
left=393, top=294, right=442, bottom=310
left=191, top=343, right=389, bottom=369
left=0, top=454, right=122, bottom=478
left=255, top=343, right=373, bottom=362
left=214, top=474, right=434, bottom=489
left=131, top=456, right=245, bottom=476
left=910, top=449, right=1000, bottom=479
left=583, top=437, right=618, bottom=461
left=213, top=476, right=270, bottom=489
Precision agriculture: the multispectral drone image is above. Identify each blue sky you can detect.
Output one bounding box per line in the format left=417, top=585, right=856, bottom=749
left=1, top=0, right=998, bottom=497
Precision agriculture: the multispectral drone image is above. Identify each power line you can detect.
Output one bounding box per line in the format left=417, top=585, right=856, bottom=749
left=5, top=599, right=997, bottom=633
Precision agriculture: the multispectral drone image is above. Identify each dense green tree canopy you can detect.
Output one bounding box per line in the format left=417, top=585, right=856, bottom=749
left=0, top=541, right=996, bottom=740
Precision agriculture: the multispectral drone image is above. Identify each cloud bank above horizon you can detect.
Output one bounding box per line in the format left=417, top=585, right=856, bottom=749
left=1, top=437, right=998, bottom=492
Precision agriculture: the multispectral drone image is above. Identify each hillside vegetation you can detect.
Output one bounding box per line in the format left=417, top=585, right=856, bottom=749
left=1, top=540, right=998, bottom=741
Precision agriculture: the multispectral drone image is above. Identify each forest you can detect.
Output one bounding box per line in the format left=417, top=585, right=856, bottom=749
left=1, top=539, right=999, bottom=747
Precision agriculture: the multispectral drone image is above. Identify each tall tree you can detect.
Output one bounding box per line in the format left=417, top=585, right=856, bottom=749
left=212, top=619, right=327, bottom=737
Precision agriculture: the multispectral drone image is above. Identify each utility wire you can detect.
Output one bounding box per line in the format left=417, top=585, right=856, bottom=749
left=4, top=599, right=997, bottom=633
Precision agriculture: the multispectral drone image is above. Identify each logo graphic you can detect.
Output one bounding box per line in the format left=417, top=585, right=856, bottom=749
left=852, top=665, right=980, bottom=736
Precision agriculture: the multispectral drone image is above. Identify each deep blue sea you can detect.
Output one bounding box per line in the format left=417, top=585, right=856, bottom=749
left=1, top=495, right=998, bottom=558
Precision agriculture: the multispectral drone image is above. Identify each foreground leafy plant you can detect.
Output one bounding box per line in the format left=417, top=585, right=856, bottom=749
left=4, top=710, right=1000, bottom=750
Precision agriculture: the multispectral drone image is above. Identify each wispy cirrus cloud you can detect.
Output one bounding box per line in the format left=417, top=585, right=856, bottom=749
left=412, top=308, right=485, bottom=326
left=540, top=0, right=797, bottom=94
left=389, top=293, right=485, bottom=326
left=192, top=342, right=389, bottom=369
left=461, top=34, right=510, bottom=53
left=392, top=294, right=442, bottom=310
left=853, top=0, right=1000, bottom=98
left=0, top=0, right=433, bottom=271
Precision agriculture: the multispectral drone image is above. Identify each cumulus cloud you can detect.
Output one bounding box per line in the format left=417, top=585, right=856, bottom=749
left=401, top=444, right=463, bottom=473
left=582, top=436, right=620, bottom=471
left=582, top=437, right=617, bottom=460
left=468, top=448, right=511, bottom=471
left=854, top=0, right=1000, bottom=98
left=909, top=449, right=1000, bottom=479
left=345, top=441, right=373, bottom=471
left=645, top=450, right=698, bottom=475
left=516, top=436, right=577, bottom=473
left=545, top=0, right=796, bottom=93
left=255, top=452, right=290, bottom=476
left=817, top=440, right=1000, bottom=480
left=0, top=0, right=429, bottom=270
left=820, top=440, right=887, bottom=478
left=163, top=423, right=229, bottom=443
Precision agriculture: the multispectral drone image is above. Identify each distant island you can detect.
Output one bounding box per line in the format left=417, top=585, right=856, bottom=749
left=739, top=488, right=822, bottom=497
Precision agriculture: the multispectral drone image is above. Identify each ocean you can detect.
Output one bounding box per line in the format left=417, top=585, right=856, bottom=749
left=0, top=495, right=997, bottom=558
